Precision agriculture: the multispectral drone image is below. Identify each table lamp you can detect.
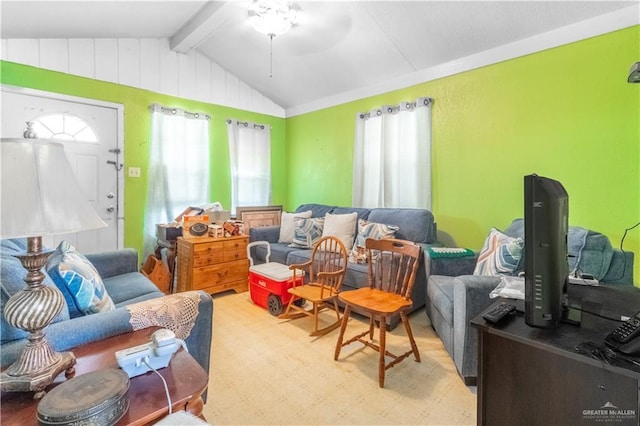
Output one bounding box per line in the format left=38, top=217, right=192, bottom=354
left=0, top=138, right=106, bottom=399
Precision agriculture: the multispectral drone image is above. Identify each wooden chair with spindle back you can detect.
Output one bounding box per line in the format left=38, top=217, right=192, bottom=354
left=334, top=238, right=422, bottom=387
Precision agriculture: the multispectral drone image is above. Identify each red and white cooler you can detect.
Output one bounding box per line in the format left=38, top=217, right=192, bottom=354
left=247, top=242, right=304, bottom=316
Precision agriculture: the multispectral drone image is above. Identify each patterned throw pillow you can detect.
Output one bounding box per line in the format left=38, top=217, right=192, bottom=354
left=473, top=228, right=524, bottom=276
left=289, top=217, right=325, bottom=249
left=349, top=220, right=400, bottom=263
left=278, top=210, right=312, bottom=243
left=46, top=241, right=115, bottom=318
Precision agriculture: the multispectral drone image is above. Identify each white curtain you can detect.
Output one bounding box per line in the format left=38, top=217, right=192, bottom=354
left=143, top=104, right=210, bottom=257
left=352, top=97, right=433, bottom=209
left=227, top=120, right=271, bottom=214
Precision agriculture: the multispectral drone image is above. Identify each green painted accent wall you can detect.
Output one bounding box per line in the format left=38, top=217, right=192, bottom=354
left=2, top=26, right=638, bottom=283
left=286, top=26, right=640, bottom=284
left=0, top=61, right=287, bottom=257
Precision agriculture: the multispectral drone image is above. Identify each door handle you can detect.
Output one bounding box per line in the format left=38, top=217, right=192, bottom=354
left=106, top=160, right=123, bottom=171
left=107, top=206, right=115, bottom=213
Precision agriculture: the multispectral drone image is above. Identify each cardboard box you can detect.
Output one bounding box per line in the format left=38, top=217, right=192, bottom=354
left=183, top=215, right=210, bottom=239
left=174, top=206, right=204, bottom=223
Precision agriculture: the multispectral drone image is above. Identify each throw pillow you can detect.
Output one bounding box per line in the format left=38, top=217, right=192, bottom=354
left=349, top=220, right=400, bottom=264
left=473, top=228, right=524, bottom=276
left=278, top=211, right=312, bottom=243
left=289, top=217, right=325, bottom=249
left=322, top=212, right=358, bottom=250
left=46, top=241, right=115, bottom=318
left=352, top=219, right=400, bottom=249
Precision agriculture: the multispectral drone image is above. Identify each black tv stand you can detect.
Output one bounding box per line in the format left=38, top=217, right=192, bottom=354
left=562, top=301, right=582, bottom=326
left=472, top=284, right=640, bottom=426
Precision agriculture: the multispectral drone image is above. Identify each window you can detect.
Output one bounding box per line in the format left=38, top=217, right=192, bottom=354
left=143, top=104, right=210, bottom=256
left=226, top=120, right=271, bottom=214
left=352, top=97, right=433, bottom=209
left=31, top=113, right=98, bottom=142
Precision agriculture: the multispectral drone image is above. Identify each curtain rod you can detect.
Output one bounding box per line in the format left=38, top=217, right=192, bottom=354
left=358, top=97, right=433, bottom=120
left=150, top=104, right=210, bottom=120
left=226, top=119, right=269, bottom=130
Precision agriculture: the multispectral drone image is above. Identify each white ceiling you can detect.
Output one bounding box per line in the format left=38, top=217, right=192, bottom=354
left=1, top=1, right=638, bottom=115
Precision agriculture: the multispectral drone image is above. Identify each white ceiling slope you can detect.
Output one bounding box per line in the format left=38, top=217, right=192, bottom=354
left=1, top=1, right=639, bottom=117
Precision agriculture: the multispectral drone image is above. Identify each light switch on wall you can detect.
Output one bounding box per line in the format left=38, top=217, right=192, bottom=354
left=128, top=167, right=141, bottom=178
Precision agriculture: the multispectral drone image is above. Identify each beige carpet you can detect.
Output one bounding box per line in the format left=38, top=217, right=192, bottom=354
left=203, top=291, right=476, bottom=425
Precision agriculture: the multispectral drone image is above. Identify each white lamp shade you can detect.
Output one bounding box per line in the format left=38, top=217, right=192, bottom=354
left=1, top=138, right=106, bottom=239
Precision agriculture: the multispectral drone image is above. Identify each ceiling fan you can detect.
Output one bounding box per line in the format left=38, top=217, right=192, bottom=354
left=197, top=1, right=353, bottom=57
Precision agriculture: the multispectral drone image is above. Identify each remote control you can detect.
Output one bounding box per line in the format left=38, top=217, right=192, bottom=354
left=483, top=302, right=517, bottom=323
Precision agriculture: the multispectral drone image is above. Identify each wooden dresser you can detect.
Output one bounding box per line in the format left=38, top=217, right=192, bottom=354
left=176, top=235, right=249, bottom=295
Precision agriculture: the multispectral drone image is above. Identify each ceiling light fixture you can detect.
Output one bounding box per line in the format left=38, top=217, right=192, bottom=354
left=248, top=0, right=298, bottom=78
left=249, top=0, right=297, bottom=36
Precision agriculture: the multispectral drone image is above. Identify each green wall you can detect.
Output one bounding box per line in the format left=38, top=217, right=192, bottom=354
left=1, top=26, right=638, bottom=282
left=286, top=26, right=640, bottom=283
left=0, top=62, right=287, bottom=256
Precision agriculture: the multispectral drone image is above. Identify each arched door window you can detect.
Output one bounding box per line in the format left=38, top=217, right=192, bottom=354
left=31, top=113, right=98, bottom=142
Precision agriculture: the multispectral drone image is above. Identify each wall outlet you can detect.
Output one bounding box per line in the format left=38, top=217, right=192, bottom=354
left=128, top=167, right=141, bottom=178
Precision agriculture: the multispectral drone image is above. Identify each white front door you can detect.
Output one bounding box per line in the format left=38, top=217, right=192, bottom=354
left=1, top=85, right=124, bottom=253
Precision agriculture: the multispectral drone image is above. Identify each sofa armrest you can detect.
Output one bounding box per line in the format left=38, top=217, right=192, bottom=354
left=0, top=291, right=214, bottom=383
left=249, top=226, right=280, bottom=243
left=86, top=249, right=139, bottom=278
left=603, top=250, right=634, bottom=285
left=452, top=275, right=502, bottom=379
left=427, top=253, right=478, bottom=277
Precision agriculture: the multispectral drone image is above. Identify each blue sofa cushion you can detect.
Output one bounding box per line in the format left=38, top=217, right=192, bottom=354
left=295, top=204, right=335, bottom=218
left=104, top=272, right=163, bottom=306
left=46, top=241, right=115, bottom=318
left=1, top=239, right=70, bottom=343
left=256, top=243, right=296, bottom=264
left=342, top=261, right=369, bottom=289
left=286, top=249, right=313, bottom=267
left=331, top=207, right=371, bottom=222
left=367, top=208, right=436, bottom=244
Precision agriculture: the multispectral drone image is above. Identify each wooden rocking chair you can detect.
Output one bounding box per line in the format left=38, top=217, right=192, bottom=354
left=279, top=236, right=348, bottom=336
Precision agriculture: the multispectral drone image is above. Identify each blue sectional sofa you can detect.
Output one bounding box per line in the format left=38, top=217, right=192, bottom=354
left=0, top=239, right=213, bottom=381
left=426, top=219, right=635, bottom=385
left=249, top=203, right=439, bottom=328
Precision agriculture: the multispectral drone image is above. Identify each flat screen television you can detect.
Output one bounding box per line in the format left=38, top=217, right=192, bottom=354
left=524, top=174, right=569, bottom=328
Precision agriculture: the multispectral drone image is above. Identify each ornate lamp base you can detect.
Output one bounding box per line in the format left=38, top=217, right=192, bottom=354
left=1, top=349, right=75, bottom=401
left=0, top=236, right=76, bottom=400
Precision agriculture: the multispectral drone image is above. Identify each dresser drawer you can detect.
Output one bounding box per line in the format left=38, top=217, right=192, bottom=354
left=191, top=259, right=249, bottom=289
left=223, top=237, right=248, bottom=252
left=223, top=250, right=246, bottom=263
left=177, top=235, right=249, bottom=295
